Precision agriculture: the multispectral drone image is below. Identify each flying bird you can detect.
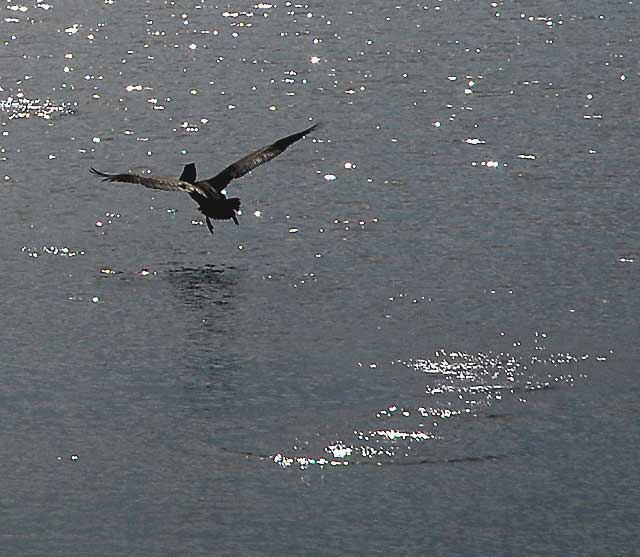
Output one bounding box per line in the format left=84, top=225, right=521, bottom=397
left=90, top=123, right=320, bottom=234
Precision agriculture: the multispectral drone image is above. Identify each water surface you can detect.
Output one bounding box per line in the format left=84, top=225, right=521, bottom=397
left=1, top=1, right=638, bottom=554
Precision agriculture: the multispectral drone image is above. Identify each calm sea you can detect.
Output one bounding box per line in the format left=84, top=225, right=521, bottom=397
left=1, top=1, right=638, bottom=554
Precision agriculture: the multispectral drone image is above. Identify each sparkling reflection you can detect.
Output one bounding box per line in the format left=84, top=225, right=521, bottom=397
left=270, top=334, right=599, bottom=469
left=0, top=93, right=74, bottom=120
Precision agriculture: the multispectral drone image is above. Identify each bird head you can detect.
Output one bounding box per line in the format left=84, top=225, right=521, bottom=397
left=179, top=163, right=197, bottom=183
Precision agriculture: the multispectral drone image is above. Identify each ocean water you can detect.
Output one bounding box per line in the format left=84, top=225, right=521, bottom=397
left=1, top=1, right=638, bottom=555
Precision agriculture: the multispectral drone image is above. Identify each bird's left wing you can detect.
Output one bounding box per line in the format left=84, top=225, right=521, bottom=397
left=90, top=167, right=207, bottom=195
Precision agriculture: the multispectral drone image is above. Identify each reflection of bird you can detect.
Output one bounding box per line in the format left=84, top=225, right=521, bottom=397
left=91, top=123, right=320, bottom=234
left=166, top=264, right=236, bottom=311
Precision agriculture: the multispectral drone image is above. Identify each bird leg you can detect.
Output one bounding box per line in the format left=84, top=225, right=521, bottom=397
left=205, top=216, right=214, bottom=234
left=232, top=213, right=239, bottom=226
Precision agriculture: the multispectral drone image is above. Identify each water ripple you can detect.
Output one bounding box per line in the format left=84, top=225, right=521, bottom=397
left=266, top=334, right=601, bottom=469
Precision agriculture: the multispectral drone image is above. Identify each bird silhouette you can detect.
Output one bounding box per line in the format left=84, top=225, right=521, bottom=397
left=91, top=123, right=320, bottom=234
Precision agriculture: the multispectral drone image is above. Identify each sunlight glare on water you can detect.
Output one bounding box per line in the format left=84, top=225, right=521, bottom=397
left=0, top=0, right=638, bottom=554
left=268, top=333, right=599, bottom=469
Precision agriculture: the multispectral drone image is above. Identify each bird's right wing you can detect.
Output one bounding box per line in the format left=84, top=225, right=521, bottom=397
left=90, top=167, right=206, bottom=195
left=199, top=123, right=320, bottom=193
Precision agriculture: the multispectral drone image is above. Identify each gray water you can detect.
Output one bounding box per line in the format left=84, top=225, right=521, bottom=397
left=1, top=1, right=638, bottom=555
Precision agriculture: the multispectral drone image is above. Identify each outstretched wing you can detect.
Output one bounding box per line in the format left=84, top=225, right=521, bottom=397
left=90, top=167, right=206, bottom=195
left=198, top=123, right=320, bottom=193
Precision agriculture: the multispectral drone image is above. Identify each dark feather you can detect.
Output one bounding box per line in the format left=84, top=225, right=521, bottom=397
left=90, top=123, right=320, bottom=234
left=179, top=163, right=197, bottom=184
left=90, top=167, right=206, bottom=196
left=199, top=123, right=320, bottom=193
